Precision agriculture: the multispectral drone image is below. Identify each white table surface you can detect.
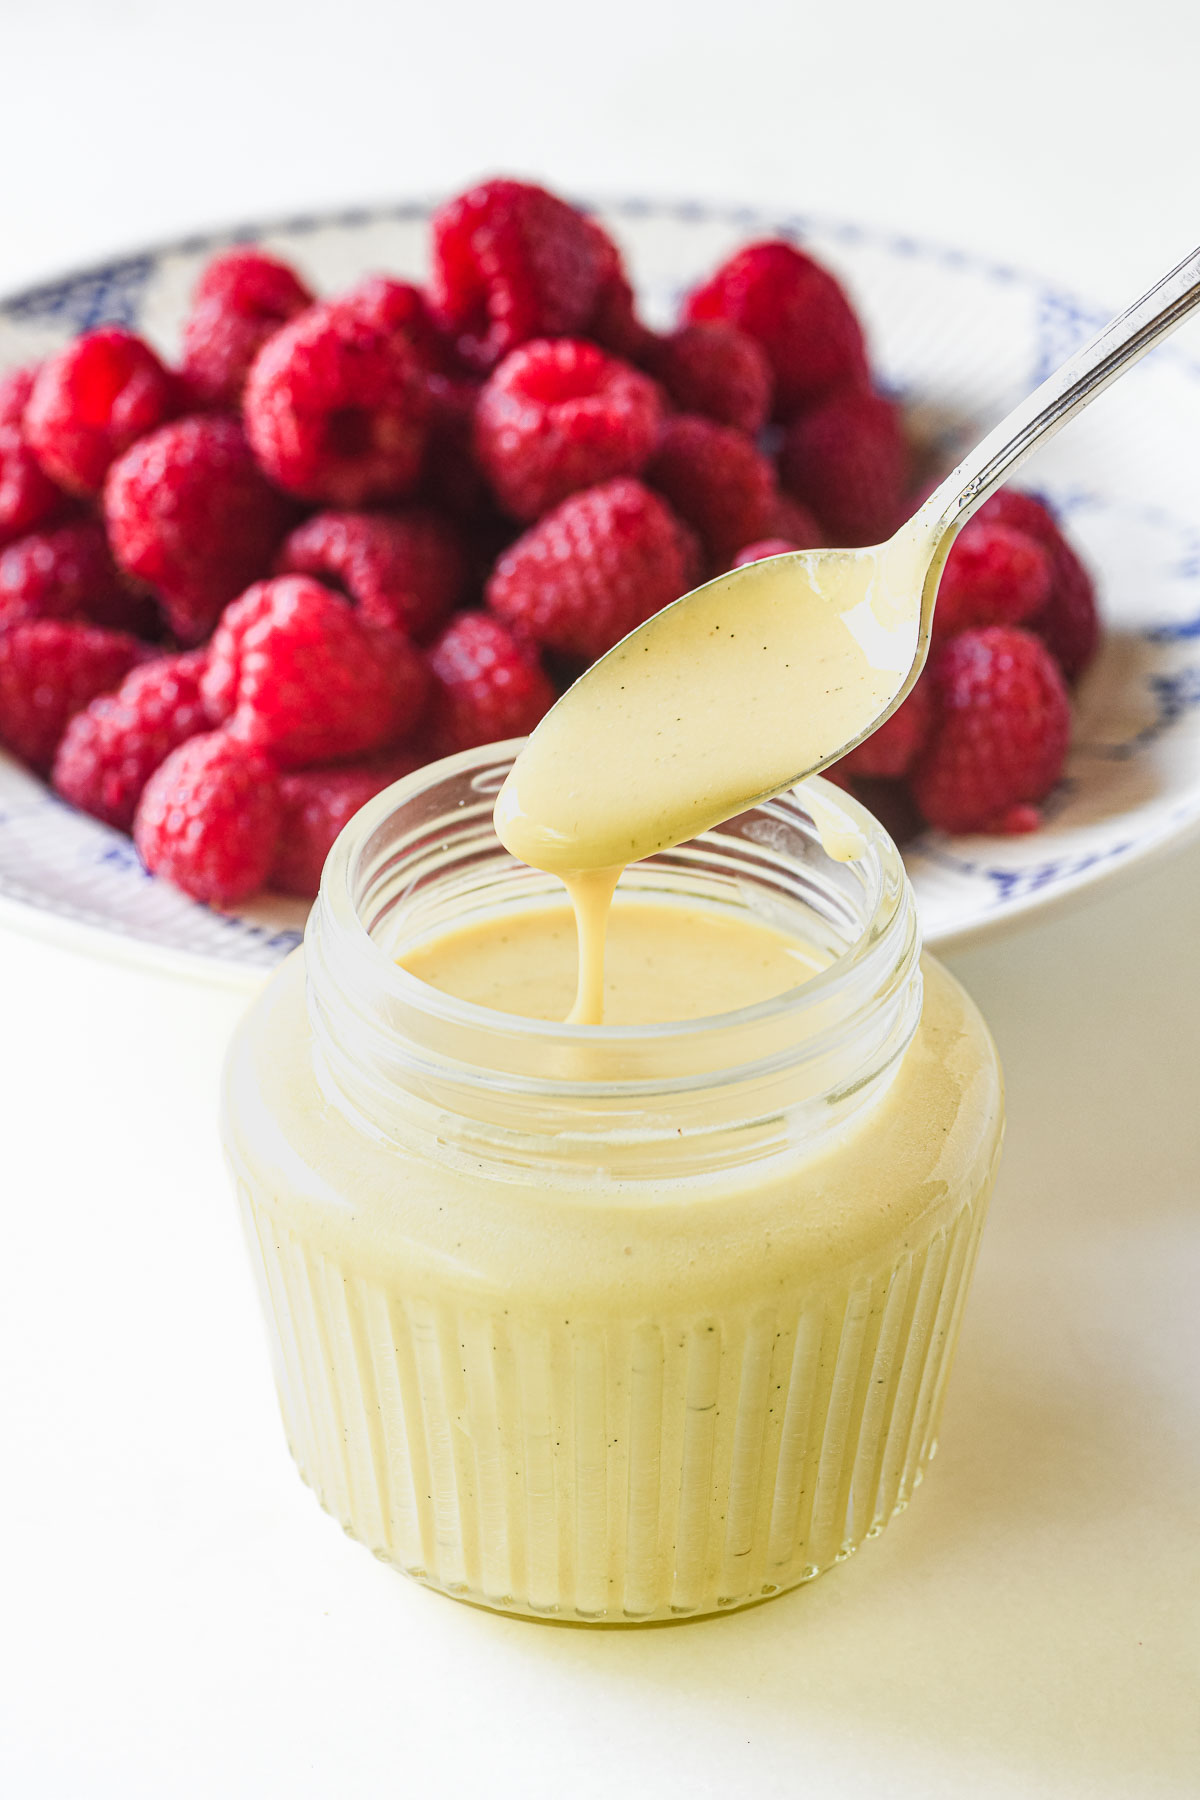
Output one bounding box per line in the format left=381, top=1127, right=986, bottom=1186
left=2, top=3, right=1199, bottom=1795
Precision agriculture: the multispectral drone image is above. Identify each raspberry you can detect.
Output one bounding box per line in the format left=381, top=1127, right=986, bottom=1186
left=180, top=246, right=314, bottom=409
left=0, top=520, right=145, bottom=633
left=104, top=415, right=296, bottom=645
left=838, top=678, right=934, bottom=780
left=429, top=179, right=614, bottom=372
left=1030, top=539, right=1099, bottom=684
left=427, top=610, right=555, bottom=754
left=0, top=428, right=70, bottom=549
left=650, top=322, right=771, bottom=434
left=271, top=751, right=423, bottom=898
left=684, top=240, right=867, bottom=416
left=645, top=414, right=776, bottom=562
left=52, top=649, right=208, bottom=829
left=673, top=515, right=707, bottom=591
left=333, top=275, right=458, bottom=373
left=579, top=216, right=658, bottom=362
left=202, top=576, right=429, bottom=769
left=0, top=620, right=145, bottom=772
left=767, top=492, right=825, bottom=547
left=0, top=364, right=39, bottom=428
left=974, top=489, right=1060, bottom=543
left=474, top=338, right=662, bottom=521
left=486, top=478, right=692, bottom=661
left=933, top=519, right=1053, bottom=637
left=731, top=537, right=807, bottom=567
left=23, top=328, right=179, bottom=496
left=243, top=298, right=430, bottom=506
left=975, top=490, right=1099, bottom=681
left=198, top=581, right=275, bottom=720
left=1, top=368, right=70, bottom=547
left=134, top=730, right=280, bottom=904
left=779, top=386, right=907, bottom=546
left=731, top=515, right=825, bottom=570
left=910, top=626, right=1070, bottom=834
left=277, top=507, right=468, bottom=641
left=587, top=261, right=658, bottom=365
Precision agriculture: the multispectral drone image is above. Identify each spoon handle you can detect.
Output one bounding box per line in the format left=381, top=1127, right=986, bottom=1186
left=923, top=241, right=1200, bottom=537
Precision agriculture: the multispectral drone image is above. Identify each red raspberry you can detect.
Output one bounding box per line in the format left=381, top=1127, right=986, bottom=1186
left=779, top=386, right=907, bottom=546
left=587, top=261, right=658, bottom=365
left=52, top=649, right=209, bottom=829
left=974, top=489, right=1060, bottom=542
left=2, top=366, right=74, bottom=547
left=975, top=490, right=1099, bottom=681
left=201, top=576, right=429, bottom=769
left=134, top=730, right=280, bottom=904
left=911, top=626, right=1071, bottom=834
left=429, top=179, right=615, bottom=373
left=767, top=491, right=825, bottom=547
left=731, top=537, right=806, bottom=567
left=578, top=215, right=658, bottom=362
left=0, top=364, right=39, bottom=428
left=650, top=321, right=771, bottom=434
left=838, top=678, right=934, bottom=780
left=271, top=750, right=424, bottom=898
left=674, top=515, right=707, bottom=591
left=180, top=246, right=314, bottom=409
left=243, top=298, right=430, bottom=506
left=730, top=512, right=824, bottom=570
left=0, top=431, right=70, bottom=549
left=23, top=328, right=179, bottom=496
left=0, top=620, right=145, bottom=772
left=277, top=507, right=468, bottom=641
left=684, top=241, right=867, bottom=416
left=0, top=519, right=152, bottom=634
left=104, top=415, right=296, bottom=645
left=645, top=414, right=776, bottom=562
left=933, top=519, right=1053, bottom=638
left=332, top=275, right=459, bottom=373
left=427, top=610, right=555, bottom=754
left=199, top=581, right=276, bottom=719
left=1, top=367, right=70, bottom=547
left=486, top=478, right=692, bottom=661
left=474, top=338, right=663, bottom=521
left=1030, top=539, right=1099, bottom=684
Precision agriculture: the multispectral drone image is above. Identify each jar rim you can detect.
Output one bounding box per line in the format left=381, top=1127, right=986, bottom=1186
left=306, top=742, right=923, bottom=1171
left=316, top=739, right=911, bottom=1049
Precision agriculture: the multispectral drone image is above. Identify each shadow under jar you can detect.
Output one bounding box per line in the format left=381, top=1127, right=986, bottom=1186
left=221, top=746, right=1004, bottom=1624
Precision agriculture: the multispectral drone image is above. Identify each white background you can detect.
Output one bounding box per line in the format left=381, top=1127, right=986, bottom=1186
left=2, top=2, right=1199, bottom=1795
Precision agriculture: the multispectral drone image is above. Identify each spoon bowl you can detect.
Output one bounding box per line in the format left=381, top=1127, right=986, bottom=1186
left=494, top=522, right=939, bottom=875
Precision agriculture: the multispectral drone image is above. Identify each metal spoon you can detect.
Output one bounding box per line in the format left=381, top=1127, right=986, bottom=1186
left=495, top=243, right=1200, bottom=877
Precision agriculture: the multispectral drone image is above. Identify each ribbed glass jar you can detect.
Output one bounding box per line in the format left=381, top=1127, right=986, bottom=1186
left=221, top=747, right=1003, bottom=1622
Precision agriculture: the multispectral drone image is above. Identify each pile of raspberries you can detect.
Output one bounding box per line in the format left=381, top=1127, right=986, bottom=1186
left=0, top=177, right=1098, bottom=905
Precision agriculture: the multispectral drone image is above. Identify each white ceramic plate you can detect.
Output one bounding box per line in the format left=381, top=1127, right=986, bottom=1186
left=3, top=197, right=1200, bottom=982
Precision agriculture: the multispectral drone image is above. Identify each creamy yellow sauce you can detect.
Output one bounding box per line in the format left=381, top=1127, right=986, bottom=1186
left=400, top=896, right=826, bottom=1026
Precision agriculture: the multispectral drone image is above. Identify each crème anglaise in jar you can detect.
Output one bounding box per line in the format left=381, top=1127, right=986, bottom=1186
left=222, top=752, right=1002, bottom=1621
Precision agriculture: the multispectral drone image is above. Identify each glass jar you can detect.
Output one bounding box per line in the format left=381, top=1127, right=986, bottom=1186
left=221, top=747, right=1003, bottom=1623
